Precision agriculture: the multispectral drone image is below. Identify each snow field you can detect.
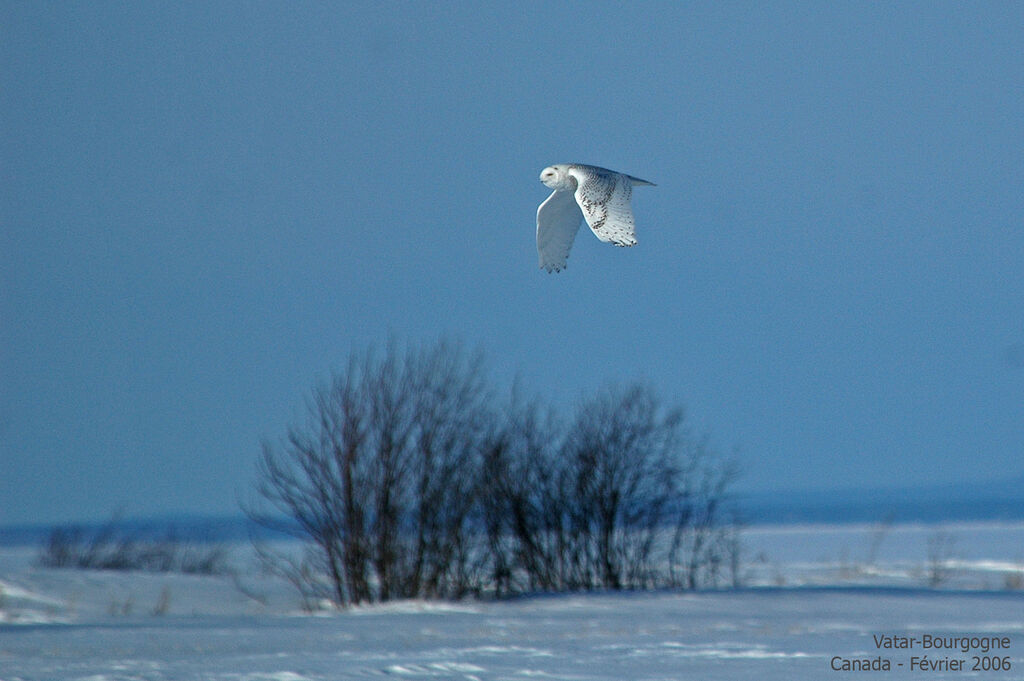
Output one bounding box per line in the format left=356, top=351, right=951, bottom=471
left=1, top=522, right=1022, bottom=680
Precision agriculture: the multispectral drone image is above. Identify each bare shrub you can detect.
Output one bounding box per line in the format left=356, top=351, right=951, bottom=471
left=37, top=518, right=230, bottom=575
left=248, top=339, right=495, bottom=606
left=249, top=340, right=740, bottom=607
left=152, top=586, right=172, bottom=616
left=483, top=385, right=736, bottom=593
left=925, top=531, right=958, bottom=588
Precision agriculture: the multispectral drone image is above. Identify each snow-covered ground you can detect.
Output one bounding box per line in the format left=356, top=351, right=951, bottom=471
left=742, top=521, right=1024, bottom=590
left=1, top=522, right=1023, bottom=680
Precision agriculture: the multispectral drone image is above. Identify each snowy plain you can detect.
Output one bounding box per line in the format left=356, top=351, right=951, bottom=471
left=2, top=522, right=1023, bottom=680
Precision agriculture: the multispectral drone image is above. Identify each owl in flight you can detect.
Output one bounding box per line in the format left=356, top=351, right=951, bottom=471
left=536, top=164, right=655, bottom=273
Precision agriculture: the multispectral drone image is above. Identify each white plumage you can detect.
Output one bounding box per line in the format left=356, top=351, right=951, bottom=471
left=536, top=164, right=654, bottom=273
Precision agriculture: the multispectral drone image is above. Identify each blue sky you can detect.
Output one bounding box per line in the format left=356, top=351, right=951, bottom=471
left=2, top=2, right=1022, bottom=525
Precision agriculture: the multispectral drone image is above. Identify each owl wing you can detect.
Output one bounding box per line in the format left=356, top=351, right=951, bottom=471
left=571, top=167, right=639, bottom=247
left=536, top=188, right=583, bottom=272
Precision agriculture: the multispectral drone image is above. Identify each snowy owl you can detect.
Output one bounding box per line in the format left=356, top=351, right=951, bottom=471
left=536, top=163, right=655, bottom=273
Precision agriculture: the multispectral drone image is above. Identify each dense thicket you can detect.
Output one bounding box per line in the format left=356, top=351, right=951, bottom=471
left=248, top=340, right=737, bottom=609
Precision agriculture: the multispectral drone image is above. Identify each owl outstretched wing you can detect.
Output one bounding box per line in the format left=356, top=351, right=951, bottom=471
left=536, top=188, right=583, bottom=273
left=572, top=166, right=649, bottom=247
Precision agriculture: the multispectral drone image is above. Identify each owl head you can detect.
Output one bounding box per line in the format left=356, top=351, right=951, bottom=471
left=539, top=165, right=575, bottom=191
